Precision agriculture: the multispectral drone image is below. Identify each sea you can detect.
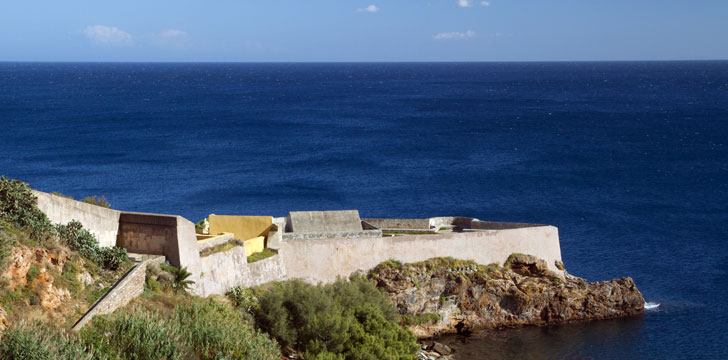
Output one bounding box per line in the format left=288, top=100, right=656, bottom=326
left=0, top=61, right=726, bottom=359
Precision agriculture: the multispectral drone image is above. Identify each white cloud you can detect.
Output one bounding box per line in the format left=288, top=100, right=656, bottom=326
left=356, top=5, right=379, bottom=12
left=159, top=29, right=187, bottom=38
left=433, top=30, right=476, bottom=40
left=458, top=0, right=472, bottom=7
left=83, top=25, right=132, bottom=45
left=480, top=1, right=491, bottom=6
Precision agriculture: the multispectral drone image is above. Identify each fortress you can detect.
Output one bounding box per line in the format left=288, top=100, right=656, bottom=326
left=31, top=190, right=565, bottom=329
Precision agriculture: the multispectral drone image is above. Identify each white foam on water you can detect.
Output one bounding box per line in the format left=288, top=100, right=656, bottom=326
left=644, top=302, right=660, bottom=310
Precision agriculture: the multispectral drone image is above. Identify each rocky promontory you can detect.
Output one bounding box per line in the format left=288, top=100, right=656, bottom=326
left=368, top=254, right=644, bottom=338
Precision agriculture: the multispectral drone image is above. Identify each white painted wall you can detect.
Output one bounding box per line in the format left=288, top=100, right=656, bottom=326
left=33, top=190, right=121, bottom=247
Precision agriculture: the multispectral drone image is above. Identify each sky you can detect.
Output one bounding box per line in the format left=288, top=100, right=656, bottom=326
left=1, top=0, right=726, bottom=62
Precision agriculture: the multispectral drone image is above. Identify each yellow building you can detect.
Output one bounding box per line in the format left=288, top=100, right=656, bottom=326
left=208, top=215, right=272, bottom=257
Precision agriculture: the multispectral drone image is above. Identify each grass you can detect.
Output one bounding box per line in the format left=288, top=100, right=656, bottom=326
left=247, top=248, right=276, bottom=263
left=199, top=239, right=243, bottom=257
left=25, top=265, right=40, bottom=283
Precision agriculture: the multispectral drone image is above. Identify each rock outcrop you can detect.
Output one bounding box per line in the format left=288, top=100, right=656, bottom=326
left=368, top=255, right=644, bottom=338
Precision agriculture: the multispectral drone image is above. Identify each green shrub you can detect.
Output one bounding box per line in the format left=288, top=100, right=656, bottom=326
left=55, top=221, right=99, bottom=263
left=174, top=299, right=279, bottom=360
left=0, top=177, right=54, bottom=243
left=25, top=265, right=40, bottom=283
left=56, top=261, right=81, bottom=294
left=160, top=264, right=194, bottom=294
left=0, top=322, right=95, bottom=360
left=254, top=278, right=417, bottom=360
left=80, top=310, right=185, bottom=360
left=81, top=195, right=111, bottom=208
left=145, top=276, right=161, bottom=293
left=227, top=286, right=258, bottom=313
left=0, top=221, right=16, bottom=273
left=54, top=221, right=127, bottom=271
left=99, top=246, right=128, bottom=270
left=1, top=289, right=26, bottom=311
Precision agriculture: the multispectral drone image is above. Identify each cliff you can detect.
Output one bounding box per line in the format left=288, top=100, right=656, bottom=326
left=368, top=254, right=644, bottom=338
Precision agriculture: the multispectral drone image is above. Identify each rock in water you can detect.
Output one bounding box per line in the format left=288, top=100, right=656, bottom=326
left=368, top=256, right=644, bottom=338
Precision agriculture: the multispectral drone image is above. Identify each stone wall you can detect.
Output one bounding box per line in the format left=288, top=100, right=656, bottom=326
left=469, top=220, right=545, bottom=230
left=282, top=229, right=383, bottom=241
left=118, top=213, right=176, bottom=256
left=197, top=233, right=235, bottom=251
left=195, top=247, right=287, bottom=297
left=33, top=190, right=121, bottom=247
left=72, top=257, right=165, bottom=331
left=247, top=255, right=287, bottom=287
left=361, top=218, right=431, bottom=230
left=196, top=246, right=249, bottom=297
left=278, top=226, right=564, bottom=285
left=287, top=210, right=363, bottom=233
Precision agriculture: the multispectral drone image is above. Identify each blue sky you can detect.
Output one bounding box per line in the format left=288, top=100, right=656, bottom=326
left=1, top=0, right=726, bottom=62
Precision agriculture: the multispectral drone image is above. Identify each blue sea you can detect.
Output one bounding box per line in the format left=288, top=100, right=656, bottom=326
left=1, top=61, right=726, bottom=359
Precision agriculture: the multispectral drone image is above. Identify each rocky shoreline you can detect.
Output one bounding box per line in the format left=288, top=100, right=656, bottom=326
left=368, top=254, right=645, bottom=340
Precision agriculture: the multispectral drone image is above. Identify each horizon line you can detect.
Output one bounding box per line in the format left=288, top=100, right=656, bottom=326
left=1, top=59, right=727, bottom=65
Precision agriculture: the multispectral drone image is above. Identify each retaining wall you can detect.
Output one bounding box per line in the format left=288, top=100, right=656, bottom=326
left=282, top=230, right=383, bottom=241
left=197, top=233, right=235, bottom=251
left=278, top=226, right=563, bottom=284
left=33, top=190, right=121, bottom=247
left=469, top=220, right=545, bottom=230
left=362, top=218, right=431, bottom=230
left=195, top=247, right=287, bottom=297
left=72, top=257, right=165, bottom=331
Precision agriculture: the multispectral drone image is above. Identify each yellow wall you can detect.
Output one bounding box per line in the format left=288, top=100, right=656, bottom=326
left=208, top=215, right=273, bottom=242
left=243, top=236, right=265, bottom=257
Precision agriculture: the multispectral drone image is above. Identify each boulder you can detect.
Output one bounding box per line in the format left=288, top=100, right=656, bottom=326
left=506, top=254, right=548, bottom=277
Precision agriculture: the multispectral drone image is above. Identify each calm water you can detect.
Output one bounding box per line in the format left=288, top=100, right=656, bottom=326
left=1, top=62, right=727, bottom=359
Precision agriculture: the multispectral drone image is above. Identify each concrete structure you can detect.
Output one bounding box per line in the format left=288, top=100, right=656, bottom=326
left=243, top=236, right=265, bottom=256
left=196, top=246, right=286, bottom=297
left=32, top=189, right=565, bottom=312
left=287, top=210, right=363, bottom=233
left=196, top=232, right=235, bottom=251
left=278, top=225, right=563, bottom=284
left=208, top=215, right=273, bottom=242
left=33, top=190, right=121, bottom=248
left=72, top=256, right=165, bottom=331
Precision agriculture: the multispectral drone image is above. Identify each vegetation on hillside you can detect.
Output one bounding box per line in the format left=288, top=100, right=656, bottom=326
left=1, top=295, right=281, bottom=360
left=0, top=177, right=131, bottom=329
left=1, top=177, right=422, bottom=359
left=241, top=277, right=419, bottom=360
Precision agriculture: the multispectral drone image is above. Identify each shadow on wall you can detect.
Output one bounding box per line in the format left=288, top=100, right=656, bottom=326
left=116, top=212, right=187, bottom=268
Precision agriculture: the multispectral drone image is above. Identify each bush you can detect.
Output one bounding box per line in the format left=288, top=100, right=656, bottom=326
left=54, top=220, right=127, bottom=270
left=0, top=177, right=53, bottom=243
left=254, top=278, right=417, bottom=360
left=174, top=299, right=279, bottom=360
left=227, top=286, right=258, bottom=313
left=55, top=221, right=100, bottom=263
left=80, top=310, right=185, bottom=360
left=81, top=195, right=110, bottom=208
left=0, top=322, right=95, bottom=360
left=160, top=264, right=194, bottom=294
left=99, top=247, right=128, bottom=270
left=78, top=298, right=280, bottom=360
